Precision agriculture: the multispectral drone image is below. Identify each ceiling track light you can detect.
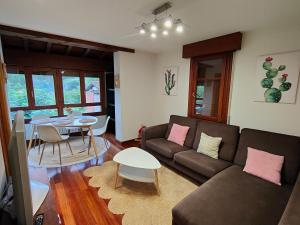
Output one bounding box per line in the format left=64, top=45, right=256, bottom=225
left=136, top=2, right=184, bottom=39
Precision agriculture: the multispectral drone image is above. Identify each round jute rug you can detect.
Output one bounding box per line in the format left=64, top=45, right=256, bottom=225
left=28, top=136, right=109, bottom=168
left=84, top=161, right=198, bottom=225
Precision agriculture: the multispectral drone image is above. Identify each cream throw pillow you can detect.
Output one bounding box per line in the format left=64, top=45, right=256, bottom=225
left=197, top=132, right=222, bottom=159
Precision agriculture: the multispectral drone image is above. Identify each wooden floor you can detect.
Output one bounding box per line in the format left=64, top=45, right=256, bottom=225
left=31, top=134, right=140, bottom=225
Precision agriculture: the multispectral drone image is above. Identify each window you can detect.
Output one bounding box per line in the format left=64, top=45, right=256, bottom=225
left=6, top=67, right=105, bottom=120
left=32, top=72, right=56, bottom=106
left=6, top=70, right=29, bottom=108
left=188, top=53, right=232, bottom=122
left=85, top=76, right=101, bottom=103
left=62, top=74, right=81, bottom=104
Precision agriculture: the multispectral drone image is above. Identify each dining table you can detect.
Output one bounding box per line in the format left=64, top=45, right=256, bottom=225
left=28, top=115, right=99, bottom=158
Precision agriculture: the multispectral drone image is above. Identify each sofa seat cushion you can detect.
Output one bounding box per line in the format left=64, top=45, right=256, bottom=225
left=174, top=150, right=231, bottom=178
left=146, top=138, right=189, bottom=158
left=172, top=165, right=292, bottom=225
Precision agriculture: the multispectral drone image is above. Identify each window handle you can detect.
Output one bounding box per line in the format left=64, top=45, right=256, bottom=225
left=192, top=92, right=195, bottom=98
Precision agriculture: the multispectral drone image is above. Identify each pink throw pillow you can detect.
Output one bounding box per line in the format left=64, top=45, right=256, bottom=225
left=167, top=124, right=190, bottom=146
left=243, top=147, right=284, bottom=186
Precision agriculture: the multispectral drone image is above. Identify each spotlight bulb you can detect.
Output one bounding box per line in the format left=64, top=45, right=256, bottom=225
left=162, top=30, right=169, bottom=36
left=164, top=17, right=173, bottom=28
left=150, top=24, right=157, bottom=32
left=139, top=28, right=146, bottom=34
left=176, top=24, right=183, bottom=33
left=150, top=33, right=157, bottom=38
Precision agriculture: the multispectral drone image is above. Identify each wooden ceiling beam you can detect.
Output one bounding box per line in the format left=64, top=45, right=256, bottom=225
left=0, top=24, right=135, bottom=53
left=83, top=48, right=90, bottom=57
left=46, top=42, right=52, bottom=53
left=23, top=38, right=29, bottom=52
left=65, top=45, right=72, bottom=55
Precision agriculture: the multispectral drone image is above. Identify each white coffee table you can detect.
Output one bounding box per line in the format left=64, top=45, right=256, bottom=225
left=113, top=147, right=161, bottom=194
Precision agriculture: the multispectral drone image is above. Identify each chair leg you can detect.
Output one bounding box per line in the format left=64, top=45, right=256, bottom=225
left=38, top=138, right=41, bottom=154
left=39, top=143, right=47, bottom=165
left=102, top=133, right=109, bottom=150
left=88, top=136, right=91, bottom=154
left=104, top=139, right=109, bottom=149
left=66, top=140, right=73, bottom=155
left=52, top=143, right=55, bottom=155
left=33, top=135, right=37, bottom=149
left=80, top=128, right=85, bottom=144
left=57, top=142, right=62, bottom=166
left=67, top=129, right=71, bottom=147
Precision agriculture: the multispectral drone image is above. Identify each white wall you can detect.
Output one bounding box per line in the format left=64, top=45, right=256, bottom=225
left=229, top=26, right=300, bottom=136
left=152, top=49, right=191, bottom=124
left=114, top=51, right=157, bottom=141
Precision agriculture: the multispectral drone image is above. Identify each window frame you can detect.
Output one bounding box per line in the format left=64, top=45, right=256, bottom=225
left=7, top=66, right=106, bottom=121
left=5, top=67, right=30, bottom=108
left=188, top=52, right=233, bottom=123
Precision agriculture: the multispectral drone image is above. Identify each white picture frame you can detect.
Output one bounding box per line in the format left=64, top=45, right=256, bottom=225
left=163, top=66, right=178, bottom=96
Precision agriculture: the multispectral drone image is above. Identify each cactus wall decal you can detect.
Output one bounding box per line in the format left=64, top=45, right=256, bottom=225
left=164, top=68, right=177, bottom=95
left=260, top=56, right=291, bottom=103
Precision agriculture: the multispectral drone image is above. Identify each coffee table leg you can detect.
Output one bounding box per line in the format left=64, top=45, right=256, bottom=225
left=114, top=163, right=120, bottom=189
left=154, top=169, right=160, bottom=195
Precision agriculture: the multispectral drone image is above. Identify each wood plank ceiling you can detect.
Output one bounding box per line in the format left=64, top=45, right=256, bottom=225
left=1, top=34, right=114, bottom=61
left=0, top=24, right=135, bottom=62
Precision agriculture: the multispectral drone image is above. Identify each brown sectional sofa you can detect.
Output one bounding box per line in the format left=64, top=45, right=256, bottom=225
left=141, top=115, right=300, bottom=225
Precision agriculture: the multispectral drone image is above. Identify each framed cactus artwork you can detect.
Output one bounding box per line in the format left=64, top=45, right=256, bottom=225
left=255, top=50, right=300, bottom=104
left=163, top=66, right=178, bottom=95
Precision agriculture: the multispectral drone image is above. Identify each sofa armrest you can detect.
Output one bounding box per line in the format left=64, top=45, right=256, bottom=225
left=141, top=123, right=169, bottom=149
left=279, top=173, right=300, bottom=225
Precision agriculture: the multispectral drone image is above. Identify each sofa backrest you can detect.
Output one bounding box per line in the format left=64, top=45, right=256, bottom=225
left=192, top=120, right=240, bottom=162
left=165, top=115, right=198, bottom=148
left=234, top=128, right=300, bottom=185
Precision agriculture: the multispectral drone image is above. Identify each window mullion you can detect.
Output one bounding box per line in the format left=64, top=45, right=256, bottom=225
left=100, top=72, right=106, bottom=113
left=80, top=72, right=85, bottom=105
left=55, top=70, right=64, bottom=116
left=25, top=68, right=35, bottom=108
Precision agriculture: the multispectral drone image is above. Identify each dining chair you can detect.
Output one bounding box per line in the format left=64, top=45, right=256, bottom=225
left=37, top=125, right=73, bottom=166
left=31, top=114, right=50, bottom=152
left=66, top=111, right=85, bottom=143
left=87, top=116, right=110, bottom=153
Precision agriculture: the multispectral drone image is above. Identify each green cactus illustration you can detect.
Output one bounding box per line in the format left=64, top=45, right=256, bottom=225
left=260, top=56, right=291, bottom=103
left=165, top=69, right=176, bottom=95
